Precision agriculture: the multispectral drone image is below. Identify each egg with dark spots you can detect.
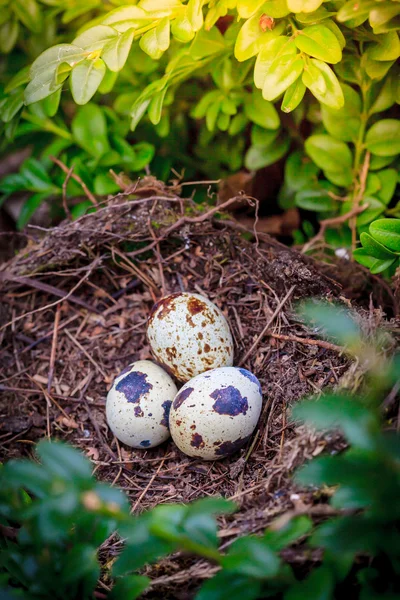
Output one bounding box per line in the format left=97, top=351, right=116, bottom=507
left=106, top=360, right=178, bottom=449
left=147, top=292, right=234, bottom=382
left=169, top=367, right=262, bottom=460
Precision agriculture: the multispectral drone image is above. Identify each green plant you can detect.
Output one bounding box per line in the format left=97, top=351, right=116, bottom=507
left=1, top=302, right=399, bottom=599
left=2, top=1, right=400, bottom=253
left=353, top=217, right=400, bottom=274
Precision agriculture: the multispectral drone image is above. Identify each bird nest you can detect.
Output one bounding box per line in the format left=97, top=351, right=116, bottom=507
left=0, top=177, right=393, bottom=597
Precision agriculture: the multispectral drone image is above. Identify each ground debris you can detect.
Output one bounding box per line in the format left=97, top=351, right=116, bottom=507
left=0, top=179, right=396, bottom=596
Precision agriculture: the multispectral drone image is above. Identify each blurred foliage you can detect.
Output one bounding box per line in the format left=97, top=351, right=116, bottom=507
left=0, top=1, right=399, bottom=273
left=1, top=302, right=400, bottom=599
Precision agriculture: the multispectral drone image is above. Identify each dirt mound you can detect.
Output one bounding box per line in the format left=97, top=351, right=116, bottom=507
left=0, top=179, right=393, bottom=597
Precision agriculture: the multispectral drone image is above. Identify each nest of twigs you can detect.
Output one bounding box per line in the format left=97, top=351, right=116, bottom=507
left=0, top=178, right=395, bottom=597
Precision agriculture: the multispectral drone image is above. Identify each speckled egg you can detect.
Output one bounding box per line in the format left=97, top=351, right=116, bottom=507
left=169, top=367, right=262, bottom=460
left=106, top=360, right=178, bottom=449
left=147, top=292, right=234, bottom=382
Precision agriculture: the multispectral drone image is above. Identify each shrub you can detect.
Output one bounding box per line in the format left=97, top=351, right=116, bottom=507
left=0, top=1, right=399, bottom=263
left=1, top=302, right=399, bottom=599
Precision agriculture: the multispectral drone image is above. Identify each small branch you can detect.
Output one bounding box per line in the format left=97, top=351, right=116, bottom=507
left=50, top=156, right=98, bottom=206
left=302, top=204, right=368, bottom=254
left=239, top=286, right=295, bottom=366
left=267, top=332, right=343, bottom=353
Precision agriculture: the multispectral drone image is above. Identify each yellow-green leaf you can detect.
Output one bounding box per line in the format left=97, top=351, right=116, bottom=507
left=367, top=31, right=400, bottom=61
left=303, top=58, right=344, bottom=109
left=288, top=0, right=324, bottom=13
left=254, top=36, right=296, bottom=88
left=263, top=56, right=304, bottom=101
left=139, top=18, right=170, bottom=60
left=70, top=58, right=106, bottom=105
left=281, top=78, right=306, bottom=112
left=234, top=10, right=285, bottom=61
left=72, top=25, right=118, bottom=52
left=295, top=24, right=342, bottom=63
left=102, top=29, right=135, bottom=72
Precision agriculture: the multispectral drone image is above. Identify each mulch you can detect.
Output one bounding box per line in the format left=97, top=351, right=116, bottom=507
left=0, top=178, right=396, bottom=598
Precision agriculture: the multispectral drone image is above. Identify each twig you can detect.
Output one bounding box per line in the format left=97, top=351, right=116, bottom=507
left=240, top=286, right=295, bottom=365
left=65, top=329, right=107, bottom=379
left=351, top=151, right=370, bottom=251
left=47, top=303, right=61, bottom=393
left=0, top=262, right=98, bottom=333
left=266, top=331, right=343, bottom=353
left=131, top=456, right=166, bottom=514
left=50, top=156, right=98, bottom=206
left=301, top=204, right=368, bottom=254
left=5, top=276, right=101, bottom=314
left=62, top=165, right=74, bottom=219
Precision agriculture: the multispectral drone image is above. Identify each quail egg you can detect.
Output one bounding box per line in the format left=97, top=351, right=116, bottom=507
left=169, top=367, right=262, bottom=460
left=106, top=360, right=178, bottom=449
left=147, top=292, right=234, bottom=382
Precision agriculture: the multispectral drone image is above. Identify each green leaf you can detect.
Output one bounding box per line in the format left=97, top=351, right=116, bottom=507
left=284, top=151, right=319, bottom=191
left=288, top=0, right=324, bottom=12
left=72, top=25, right=118, bottom=52
left=235, top=11, right=285, bottom=62
left=367, top=31, right=400, bottom=61
left=222, top=536, right=281, bottom=578
left=17, top=192, right=50, bottom=230
left=254, top=36, right=297, bottom=89
left=295, top=25, right=342, bottom=63
left=356, top=197, right=385, bottom=227
left=370, top=72, right=397, bottom=114
left=303, top=59, right=344, bottom=109
left=281, top=78, right=306, bottom=112
left=295, top=187, right=336, bottom=211
left=369, top=218, right=400, bottom=252
left=251, top=124, right=280, bottom=146
left=188, top=497, right=237, bottom=516
left=369, top=3, right=400, bottom=34
left=5, top=67, right=30, bottom=93
left=20, top=158, right=54, bottom=192
left=102, top=5, right=150, bottom=32
left=140, top=18, right=170, bottom=60
left=196, top=572, right=262, bottom=600
left=72, top=103, right=110, bottom=158
left=36, top=440, right=93, bottom=482
left=353, top=248, right=397, bottom=274
left=337, top=0, right=376, bottom=27
left=0, top=19, right=19, bottom=54
left=297, top=300, right=361, bottom=346
left=102, top=29, right=135, bottom=72
left=377, top=168, right=397, bottom=204
left=114, top=537, right=174, bottom=575
left=70, top=58, right=106, bottom=105
left=305, top=134, right=352, bottom=175
left=25, top=44, right=85, bottom=105
left=360, top=232, right=397, bottom=259
left=365, top=119, right=400, bottom=156
left=263, top=56, right=304, bottom=102
left=292, top=393, right=378, bottom=448
left=244, top=89, right=280, bottom=129
left=245, top=136, right=290, bottom=170
left=130, top=142, right=155, bottom=171
left=2, top=459, right=51, bottom=496
left=264, top=515, right=313, bottom=550
left=190, top=26, right=226, bottom=60
left=0, top=89, right=24, bottom=123
left=12, top=0, right=41, bottom=33
left=284, top=566, right=334, bottom=600
left=110, top=576, right=150, bottom=600
left=94, top=174, right=120, bottom=195
left=321, top=84, right=361, bottom=142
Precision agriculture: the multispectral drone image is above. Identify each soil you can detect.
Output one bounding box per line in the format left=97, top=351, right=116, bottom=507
left=0, top=178, right=397, bottom=598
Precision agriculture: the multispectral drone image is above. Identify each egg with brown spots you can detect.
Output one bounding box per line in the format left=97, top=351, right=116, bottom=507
left=169, top=367, right=262, bottom=460
left=106, top=360, right=177, bottom=449
left=147, top=292, right=234, bottom=382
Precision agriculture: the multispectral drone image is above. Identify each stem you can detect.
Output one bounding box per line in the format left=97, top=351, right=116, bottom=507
left=350, top=82, right=370, bottom=251
left=21, top=110, right=72, bottom=141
